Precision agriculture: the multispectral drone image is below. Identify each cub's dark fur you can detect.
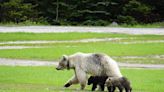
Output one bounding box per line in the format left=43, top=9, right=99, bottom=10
left=88, top=76, right=132, bottom=92
left=106, top=77, right=132, bottom=92
left=88, top=76, right=108, bottom=91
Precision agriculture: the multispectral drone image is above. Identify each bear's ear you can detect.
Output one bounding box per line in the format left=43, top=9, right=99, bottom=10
left=62, top=55, right=68, bottom=61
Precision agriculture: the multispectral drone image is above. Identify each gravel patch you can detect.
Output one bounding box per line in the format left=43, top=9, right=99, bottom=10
left=119, top=40, right=164, bottom=44
left=0, top=46, right=47, bottom=49
left=0, top=39, right=164, bottom=45
left=114, top=55, right=164, bottom=59
left=0, top=58, right=164, bottom=69
left=0, top=58, right=56, bottom=66
left=0, top=38, right=123, bottom=45
left=0, top=26, right=164, bottom=35
left=118, top=62, right=164, bottom=69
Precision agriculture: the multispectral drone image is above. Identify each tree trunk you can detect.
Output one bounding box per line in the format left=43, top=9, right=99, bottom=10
left=56, top=0, right=59, bottom=21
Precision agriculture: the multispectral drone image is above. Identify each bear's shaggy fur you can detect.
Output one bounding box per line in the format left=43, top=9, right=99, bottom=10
left=88, top=76, right=108, bottom=91
left=106, top=77, right=132, bottom=92
left=56, top=52, right=122, bottom=90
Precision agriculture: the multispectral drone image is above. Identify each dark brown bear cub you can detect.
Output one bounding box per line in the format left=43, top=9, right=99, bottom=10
left=88, top=76, right=108, bottom=91
left=106, top=77, right=132, bottom=92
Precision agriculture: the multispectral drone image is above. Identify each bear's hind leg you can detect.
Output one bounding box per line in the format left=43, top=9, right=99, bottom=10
left=75, top=67, right=87, bottom=90
left=100, top=84, right=105, bottom=91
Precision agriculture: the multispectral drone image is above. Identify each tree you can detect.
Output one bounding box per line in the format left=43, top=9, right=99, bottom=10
left=0, top=0, right=163, bottom=25
left=55, top=0, right=59, bottom=21
left=122, top=0, right=151, bottom=23
left=0, top=0, right=34, bottom=23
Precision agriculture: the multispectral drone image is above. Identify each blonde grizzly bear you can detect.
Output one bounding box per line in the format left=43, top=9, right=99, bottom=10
left=56, top=52, right=122, bottom=90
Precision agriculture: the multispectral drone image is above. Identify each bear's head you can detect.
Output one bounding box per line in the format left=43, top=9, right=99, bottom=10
left=56, top=55, right=69, bottom=70
left=87, top=76, right=95, bottom=85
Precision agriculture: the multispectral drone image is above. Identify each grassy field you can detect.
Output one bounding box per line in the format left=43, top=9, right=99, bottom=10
left=0, top=66, right=163, bottom=92
left=0, top=42, right=164, bottom=64
left=0, top=32, right=164, bottom=64
left=0, top=32, right=163, bottom=42
left=0, top=32, right=128, bottom=41
left=0, top=32, right=163, bottom=92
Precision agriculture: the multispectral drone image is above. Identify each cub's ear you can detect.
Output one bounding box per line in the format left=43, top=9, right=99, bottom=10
left=106, top=78, right=112, bottom=82
left=90, top=76, right=94, bottom=79
left=89, top=76, right=93, bottom=79
left=62, top=55, right=68, bottom=61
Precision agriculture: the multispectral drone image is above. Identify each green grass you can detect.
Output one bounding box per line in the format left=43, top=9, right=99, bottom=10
left=0, top=32, right=163, bottom=42
left=0, top=66, right=163, bottom=92
left=0, top=32, right=128, bottom=42
left=0, top=66, right=72, bottom=85
left=121, top=68, right=164, bottom=92
left=0, top=42, right=163, bottom=64
left=0, top=66, right=74, bottom=92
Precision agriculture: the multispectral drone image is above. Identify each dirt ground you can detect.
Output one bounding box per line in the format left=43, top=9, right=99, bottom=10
left=0, top=26, right=164, bottom=35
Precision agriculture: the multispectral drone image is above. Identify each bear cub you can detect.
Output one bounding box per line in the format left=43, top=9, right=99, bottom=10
left=106, top=77, right=132, bottom=92
left=88, top=76, right=108, bottom=91
left=105, top=77, right=132, bottom=92
left=88, top=76, right=132, bottom=92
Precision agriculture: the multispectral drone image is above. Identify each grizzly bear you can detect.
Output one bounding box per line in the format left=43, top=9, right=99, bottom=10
left=106, top=77, right=132, bottom=92
left=56, top=52, right=122, bottom=90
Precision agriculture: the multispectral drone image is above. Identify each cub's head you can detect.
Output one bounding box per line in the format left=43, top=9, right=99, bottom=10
left=105, top=78, right=113, bottom=86
left=88, top=76, right=95, bottom=85
left=56, top=55, right=69, bottom=70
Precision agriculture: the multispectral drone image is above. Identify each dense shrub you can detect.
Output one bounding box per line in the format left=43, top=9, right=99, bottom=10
left=117, top=15, right=137, bottom=25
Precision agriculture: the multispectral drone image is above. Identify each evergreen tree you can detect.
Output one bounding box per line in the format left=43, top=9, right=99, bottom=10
left=0, top=0, right=34, bottom=23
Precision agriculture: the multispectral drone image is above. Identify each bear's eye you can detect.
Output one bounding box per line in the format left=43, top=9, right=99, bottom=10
left=63, top=57, right=66, bottom=61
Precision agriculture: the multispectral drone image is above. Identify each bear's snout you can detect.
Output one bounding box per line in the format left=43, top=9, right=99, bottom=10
left=56, top=67, right=60, bottom=70
left=56, top=66, right=62, bottom=70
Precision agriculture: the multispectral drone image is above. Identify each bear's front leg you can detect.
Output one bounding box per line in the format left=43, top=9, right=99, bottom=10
left=64, top=75, right=79, bottom=87
left=92, top=84, right=97, bottom=91
left=75, top=67, right=87, bottom=90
